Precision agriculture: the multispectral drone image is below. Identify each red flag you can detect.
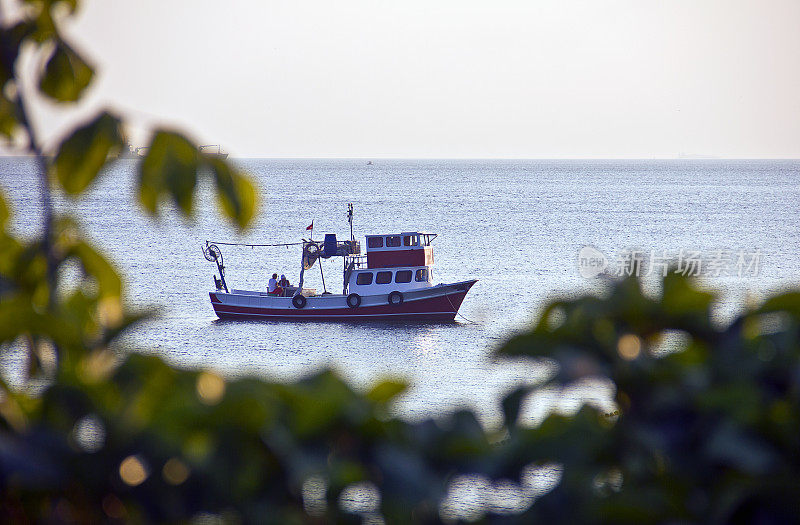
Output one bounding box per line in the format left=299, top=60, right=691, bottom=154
left=306, top=221, right=313, bottom=231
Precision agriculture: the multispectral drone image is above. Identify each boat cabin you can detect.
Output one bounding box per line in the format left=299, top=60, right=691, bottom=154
left=344, top=232, right=436, bottom=295
left=364, top=232, right=435, bottom=268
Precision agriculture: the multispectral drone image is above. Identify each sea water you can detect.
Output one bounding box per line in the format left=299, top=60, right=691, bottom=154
left=3, top=158, right=800, bottom=427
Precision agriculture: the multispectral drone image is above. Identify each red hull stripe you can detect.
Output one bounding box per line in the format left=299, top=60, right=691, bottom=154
left=210, top=290, right=468, bottom=320
left=214, top=310, right=458, bottom=321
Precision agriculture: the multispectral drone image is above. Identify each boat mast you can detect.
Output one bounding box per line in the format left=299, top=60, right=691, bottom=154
left=295, top=251, right=306, bottom=298
left=348, top=203, right=354, bottom=242
left=319, top=259, right=327, bottom=294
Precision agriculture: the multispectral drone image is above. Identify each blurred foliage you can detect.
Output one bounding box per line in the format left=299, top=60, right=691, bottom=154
left=497, top=272, right=800, bottom=523
left=54, top=111, right=124, bottom=194
left=39, top=40, right=93, bottom=102
left=138, top=130, right=256, bottom=228
left=2, top=352, right=506, bottom=523
left=2, top=0, right=800, bottom=523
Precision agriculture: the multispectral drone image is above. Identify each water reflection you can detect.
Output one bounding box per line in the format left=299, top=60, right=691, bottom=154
left=410, top=327, right=440, bottom=359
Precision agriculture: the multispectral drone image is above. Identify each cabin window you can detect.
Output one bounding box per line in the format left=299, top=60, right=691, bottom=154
left=395, top=270, right=412, bottom=283
left=415, top=268, right=428, bottom=282
left=386, top=236, right=401, bottom=247
left=420, top=233, right=437, bottom=246
left=367, top=237, right=383, bottom=248
left=376, top=271, right=393, bottom=284
left=356, top=272, right=373, bottom=285
left=403, top=234, right=419, bottom=246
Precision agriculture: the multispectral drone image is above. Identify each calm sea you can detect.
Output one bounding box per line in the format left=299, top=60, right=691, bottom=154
left=3, top=158, right=800, bottom=426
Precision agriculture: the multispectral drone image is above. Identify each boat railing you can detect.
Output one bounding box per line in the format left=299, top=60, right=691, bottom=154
left=346, top=255, right=368, bottom=269
left=337, top=240, right=361, bottom=256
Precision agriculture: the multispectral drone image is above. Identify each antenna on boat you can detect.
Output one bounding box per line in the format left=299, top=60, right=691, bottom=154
left=348, top=203, right=354, bottom=242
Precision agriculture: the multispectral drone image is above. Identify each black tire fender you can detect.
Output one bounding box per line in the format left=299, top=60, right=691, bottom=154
left=347, top=293, right=361, bottom=308
left=292, top=294, right=307, bottom=309
left=388, top=291, right=403, bottom=306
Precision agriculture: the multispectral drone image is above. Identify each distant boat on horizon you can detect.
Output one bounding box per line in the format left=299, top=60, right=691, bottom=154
left=122, top=144, right=229, bottom=160
left=116, top=143, right=139, bottom=159
left=199, top=144, right=229, bottom=159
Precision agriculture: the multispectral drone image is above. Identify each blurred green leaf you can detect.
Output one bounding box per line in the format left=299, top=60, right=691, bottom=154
left=661, top=272, right=714, bottom=319
left=0, top=22, right=30, bottom=140
left=23, top=0, right=78, bottom=9
left=0, top=190, right=9, bottom=229
left=758, top=291, right=800, bottom=317
left=280, top=370, right=358, bottom=437
left=53, top=111, right=123, bottom=194
left=0, top=22, right=31, bottom=86
left=46, top=0, right=79, bottom=14
left=52, top=218, right=121, bottom=303
left=0, top=91, right=19, bottom=139
left=501, top=386, right=529, bottom=428
left=1, top=239, right=48, bottom=307
left=39, top=40, right=93, bottom=102
left=138, top=130, right=198, bottom=216
left=0, top=294, right=81, bottom=349
left=208, top=158, right=257, bottom=230
left=366, top=379, right=406, bottom=404
left=99, top=309, right=152, bottom=347
left=67, top=242, right=121, bottom=300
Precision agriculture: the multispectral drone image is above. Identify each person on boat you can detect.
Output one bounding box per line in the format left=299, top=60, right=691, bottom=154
left=279, top=274, right=290, bottom=288
left=268, top=273, right=284, bottom=296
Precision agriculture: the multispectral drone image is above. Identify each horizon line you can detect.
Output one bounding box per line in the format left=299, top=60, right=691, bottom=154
left=1, top=154, right=800, bottom=161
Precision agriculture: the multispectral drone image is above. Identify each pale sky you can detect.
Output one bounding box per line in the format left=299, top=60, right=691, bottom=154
left=17, top=0, right=800, bottom=158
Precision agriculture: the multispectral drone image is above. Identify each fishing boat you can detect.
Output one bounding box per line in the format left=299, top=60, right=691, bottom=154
left=117, top=143, right=139, bottom=159
left=199, top=144, right=229, bottom=159
left=204, top=206, right=476, bottom=321
left=133, top=145, right=228, bottom=159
